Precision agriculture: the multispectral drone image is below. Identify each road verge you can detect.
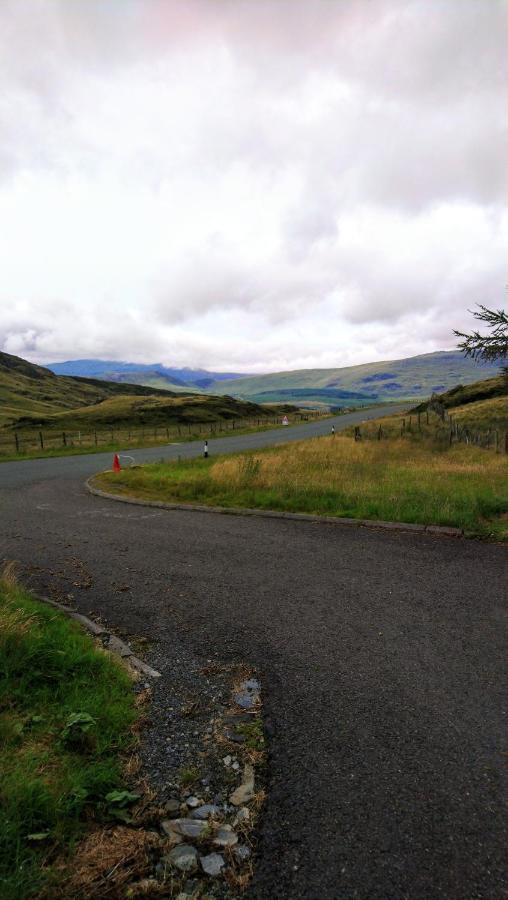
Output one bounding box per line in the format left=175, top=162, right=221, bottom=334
left=86, top=475, right=464, bottom=538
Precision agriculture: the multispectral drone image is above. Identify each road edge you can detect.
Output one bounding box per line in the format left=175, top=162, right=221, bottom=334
left=85, top=475, right=464, bottom=539
left=35, top=593, right=162, bottom=678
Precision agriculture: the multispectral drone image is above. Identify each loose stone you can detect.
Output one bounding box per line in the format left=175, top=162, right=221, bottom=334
left=164, top=798, right=181, bottom=816
left=223, top=755, right=232, bottom=767
left=169, top=818, right=209, bottom=838
left=186, top=796, right=201, bottom=808
left=234, top=845, right=252, bottom=863
left=190, top=803, right=221, bottom=820
left=230, top=764, right=255, bottom=806
left=233, top=806, right=250, bottom=826
left=200, top=852, right=225, bottom=877
left=213, top=824, right=238, bottom=847
left=160, top=820, right=183, bottom=841
left=233, top=691, right=257, bottom=710
left=166, top=843, right=199, bottom=872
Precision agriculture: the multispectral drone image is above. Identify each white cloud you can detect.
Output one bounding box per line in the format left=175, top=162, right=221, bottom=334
left=0, top=0, right=506, bottom=372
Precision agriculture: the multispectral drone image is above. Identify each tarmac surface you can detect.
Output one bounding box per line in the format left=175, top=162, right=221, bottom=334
left=0, top=406, right=506, bottom=898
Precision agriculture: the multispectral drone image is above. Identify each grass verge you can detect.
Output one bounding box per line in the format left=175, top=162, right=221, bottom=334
left=0, top=567, right=139, bottom=899
left=93, top=433, right=508, bottom=539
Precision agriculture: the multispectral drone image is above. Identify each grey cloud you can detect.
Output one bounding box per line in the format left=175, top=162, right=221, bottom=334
left=0, top=0, right=506, bottom=370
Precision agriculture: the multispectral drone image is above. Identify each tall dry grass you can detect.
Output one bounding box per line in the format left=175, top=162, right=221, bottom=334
left=210, top=435, right=506, bottom=491
left=96, top=434, right=508, bottom=538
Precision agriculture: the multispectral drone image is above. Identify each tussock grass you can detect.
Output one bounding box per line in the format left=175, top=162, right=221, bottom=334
left=451, top=395, right=508, bottom=430
left=0, top=568, right=138, bottom=899
left=95, top=433, right=508, bottom=539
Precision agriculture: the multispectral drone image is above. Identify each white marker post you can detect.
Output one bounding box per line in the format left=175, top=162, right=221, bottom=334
left=204, top=440, right=209, bottom=459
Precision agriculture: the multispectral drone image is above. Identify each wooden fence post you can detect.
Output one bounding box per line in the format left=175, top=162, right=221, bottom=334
left=39, top=431, right=44, bottom=450
left=62, top=432, right=67, bottom=447
left=94, top=430, right=98, bottom=446
left=14, top=432, right=19, bottom=453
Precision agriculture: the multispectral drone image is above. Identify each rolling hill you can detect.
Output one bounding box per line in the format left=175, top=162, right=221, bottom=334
left=0, top=351, right=286, bottom=430
left=0, top=350, right=191, bottom=426
left=43, top=350, right=505, bottom=409
left=204, top=351, right=505, bottom=407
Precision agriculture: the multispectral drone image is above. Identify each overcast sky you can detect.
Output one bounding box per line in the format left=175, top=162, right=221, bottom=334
left=0, top=0, right=506, bottom=373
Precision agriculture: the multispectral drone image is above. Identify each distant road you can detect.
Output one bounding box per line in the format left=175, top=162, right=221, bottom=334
left=0, top=404, right=408, bottom=488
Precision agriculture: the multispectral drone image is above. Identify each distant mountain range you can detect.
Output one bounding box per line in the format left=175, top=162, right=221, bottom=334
left=46, top=351, right=506, bottom=409
left=47, top=360, right=248, bottom=392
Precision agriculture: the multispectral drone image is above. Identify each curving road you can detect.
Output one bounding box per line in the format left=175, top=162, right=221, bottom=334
left=0, top=406, right=507, bottom=898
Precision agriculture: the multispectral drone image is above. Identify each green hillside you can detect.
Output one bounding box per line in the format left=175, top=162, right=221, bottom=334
left=205, top=351, right=504, bottom=407
left=11, top=393, right=287, bottom=431
left=0, top=350, right=190, bottom=427
left=413, top=373, right=508, bottom=430
left=417, top=374, right=508, bottom=411
left=0, top=350, right=293, bottom=432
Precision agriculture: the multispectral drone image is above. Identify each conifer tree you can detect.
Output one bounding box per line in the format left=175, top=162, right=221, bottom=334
left=454, top=305, right=508, bottom=371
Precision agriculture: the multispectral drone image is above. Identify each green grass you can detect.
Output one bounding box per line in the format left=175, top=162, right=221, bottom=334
left=94, top=431, right=508, bottom=539
left=0, top=570, right=139, bottom=899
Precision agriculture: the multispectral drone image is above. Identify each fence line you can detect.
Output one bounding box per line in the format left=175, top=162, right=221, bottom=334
left=426, top=399, right=508, bottom=453
left=0, top=411, right=321, bottom=457
left=353, top=402, right=508, bottom=453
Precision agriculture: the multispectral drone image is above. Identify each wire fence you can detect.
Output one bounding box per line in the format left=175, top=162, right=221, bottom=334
left=352, top=403, right=508, bottom=453
left=0, top=411, right=321, bottom=457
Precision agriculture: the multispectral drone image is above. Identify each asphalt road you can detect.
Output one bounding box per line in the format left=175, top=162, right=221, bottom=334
left=0, top=405, right=406, bottom=489
left=0, top=406, right=507, bottom=898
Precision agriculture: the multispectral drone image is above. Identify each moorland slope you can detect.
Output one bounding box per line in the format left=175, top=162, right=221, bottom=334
left=204, top=350, right=504, bottom=407
left=0, top=351, right=288, bottom=431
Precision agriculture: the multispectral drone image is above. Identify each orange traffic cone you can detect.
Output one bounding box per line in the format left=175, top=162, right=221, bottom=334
left=112, top=453, right=121, bottom=472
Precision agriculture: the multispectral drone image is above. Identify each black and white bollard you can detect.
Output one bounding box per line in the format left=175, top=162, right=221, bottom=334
left=204, top=440, right=209, bottom=459
left=331, top=425, right=335, bottom=437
